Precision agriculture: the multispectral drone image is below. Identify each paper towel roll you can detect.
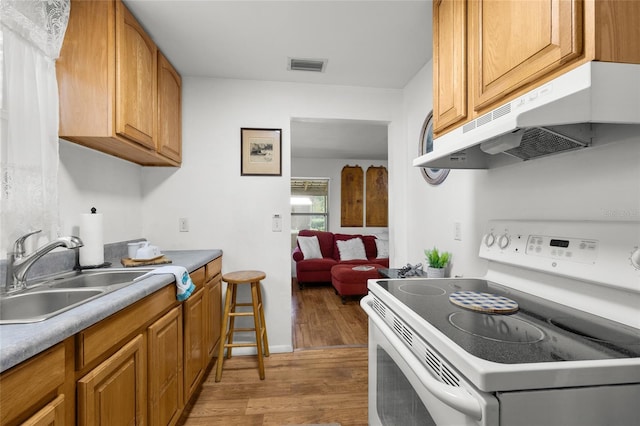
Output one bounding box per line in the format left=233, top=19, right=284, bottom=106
left=80, top=212, right=104, bottom=266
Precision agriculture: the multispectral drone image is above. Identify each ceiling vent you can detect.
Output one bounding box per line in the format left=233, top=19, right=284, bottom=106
left=288, top=57, right=327, bottom=73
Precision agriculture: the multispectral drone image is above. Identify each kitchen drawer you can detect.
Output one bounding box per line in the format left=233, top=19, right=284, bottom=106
left=0, top=344, right=65, bottom=424
left=76, top=284, right=175, bottom=370
left=205, top=257, right=222, bottom=282
left=191, top=266, right=205, bottom=287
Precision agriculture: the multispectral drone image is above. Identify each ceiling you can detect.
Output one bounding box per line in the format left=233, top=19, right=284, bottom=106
left=124, top=0, right=433, bottom=160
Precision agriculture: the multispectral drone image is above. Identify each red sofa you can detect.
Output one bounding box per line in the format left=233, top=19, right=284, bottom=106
left=292, top=230, right=389, bottom=288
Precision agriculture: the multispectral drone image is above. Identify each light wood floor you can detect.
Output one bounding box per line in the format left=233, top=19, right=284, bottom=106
left=177, top=280, right=369, bottom=426
left=292, top=280, right=368, bottom=349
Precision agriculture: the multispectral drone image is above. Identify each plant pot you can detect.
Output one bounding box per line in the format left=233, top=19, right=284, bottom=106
left=426, top=267, right=445, bottom=278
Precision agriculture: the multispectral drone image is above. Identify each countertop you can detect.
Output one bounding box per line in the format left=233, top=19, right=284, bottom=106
left=0, top=249, right=222, bottom=373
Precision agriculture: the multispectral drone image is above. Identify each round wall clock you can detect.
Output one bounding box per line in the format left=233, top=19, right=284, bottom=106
left=418, top=111, right=450, bottom=185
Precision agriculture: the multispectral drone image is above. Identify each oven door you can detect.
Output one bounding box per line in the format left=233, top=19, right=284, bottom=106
left=362, top=295, right=498, bottom=426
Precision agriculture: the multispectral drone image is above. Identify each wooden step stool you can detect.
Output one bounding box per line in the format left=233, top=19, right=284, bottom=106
left=215, top=270, right=269, bottom=381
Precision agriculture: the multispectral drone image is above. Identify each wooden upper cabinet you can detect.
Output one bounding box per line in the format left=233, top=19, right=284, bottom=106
left=470, top=0, right=583, bottom=111
left=157, top=52, right=183, bottom=163
left=115, top=1, right=157, bottom=150
left=590, top=0, right=640, bottom=63
left=433, top=0, right=467, bottom=134
left=432, top=0, right=640, bottom=137
left=57, top=0, right=181, bottom=167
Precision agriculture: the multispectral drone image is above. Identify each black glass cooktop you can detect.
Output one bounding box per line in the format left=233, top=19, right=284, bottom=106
left=372, top=279, right=640, bottom=364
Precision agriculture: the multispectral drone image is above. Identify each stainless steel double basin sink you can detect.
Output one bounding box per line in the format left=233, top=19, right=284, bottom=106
left=0, top=269, right=152, bottom=324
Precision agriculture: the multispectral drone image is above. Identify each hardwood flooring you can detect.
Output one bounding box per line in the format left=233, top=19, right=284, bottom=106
left=178, top=280, right=369, bottom=426
left=292, top=281, right=368, bottom=349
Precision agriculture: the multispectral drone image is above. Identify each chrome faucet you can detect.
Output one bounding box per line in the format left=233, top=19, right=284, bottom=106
left=4, top=230, right=84, bottom=292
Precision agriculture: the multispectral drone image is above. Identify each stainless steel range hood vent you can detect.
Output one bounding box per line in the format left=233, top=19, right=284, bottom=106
left=414, top=62, right=640, bottom=169
left=495, top=126, right=591, bottom=161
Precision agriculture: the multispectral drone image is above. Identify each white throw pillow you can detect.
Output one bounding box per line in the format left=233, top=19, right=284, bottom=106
left=297, top=236, right=323, bottom=259
left=336, top=238, right=368, bottom=261
left=375, top=238, right=389, bottom=258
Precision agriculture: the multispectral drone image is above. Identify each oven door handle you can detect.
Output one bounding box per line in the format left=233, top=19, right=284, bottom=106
left=362, top=298, right=483, bottom=421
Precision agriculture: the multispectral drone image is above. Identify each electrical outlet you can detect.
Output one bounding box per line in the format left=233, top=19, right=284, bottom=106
left=454, top=222, right=462, bottom=241
left=179, top=218, right=189, bottom=232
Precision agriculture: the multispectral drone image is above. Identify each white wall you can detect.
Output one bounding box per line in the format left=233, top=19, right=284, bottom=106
left=291, top=157, right=389, bottom=236
left=141, top=78, right=402, bottom=353
left=58, top=140, right=144, bottom=243
left=394, top=60, right=640, bottom=279
left=393, top=62, right=487, bottom=277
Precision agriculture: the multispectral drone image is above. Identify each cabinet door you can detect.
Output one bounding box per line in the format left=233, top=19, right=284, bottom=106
left=206, top=275, right=222, bottom=361
left=433, top=0, right=468, bottom=133
left=183, top=287, right=205, bottom=402
left=157, top=52, right=182, bottom=163
left=0, top=344, right=65, bottom=425
left=148, top=307, right=183, bottom=426
left=115, top=0, right=157, bottom=149
left=21, top=395, right=65, bottom=426
left=77, top=334, right=146, bottom=426
left=471, top=0, right=583, bottom=111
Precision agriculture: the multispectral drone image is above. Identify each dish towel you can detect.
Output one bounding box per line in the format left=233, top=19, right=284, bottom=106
left=133, top=266, right=196, bottom=301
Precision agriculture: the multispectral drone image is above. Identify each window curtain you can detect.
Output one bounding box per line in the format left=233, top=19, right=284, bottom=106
left=0, top=0, right=70, bottom=256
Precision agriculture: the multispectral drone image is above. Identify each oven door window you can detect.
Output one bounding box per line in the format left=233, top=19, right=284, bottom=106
left=377, top=347, right=436, bottom=425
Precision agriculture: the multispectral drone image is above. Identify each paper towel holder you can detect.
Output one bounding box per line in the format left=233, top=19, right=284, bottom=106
left=75, top=207, right=111, bottom=270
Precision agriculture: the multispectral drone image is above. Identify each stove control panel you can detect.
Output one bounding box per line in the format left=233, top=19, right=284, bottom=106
left=525, top=235, right=598, bottom=264
left=479, top=220, right=640, bottom=294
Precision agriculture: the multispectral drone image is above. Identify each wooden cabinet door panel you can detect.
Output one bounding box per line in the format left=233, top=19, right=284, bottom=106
left=148, top=307, right=183, bottom=426
left=183, top=287, right=205, bottom=402
left=206, top=275, right=222, bottom=360
left=21, top=395, right=65, bottom=426
left=341, top=166, right=364, bottom=227
left=472, top=0, right=583, bottom=111
left=433, top=0, right=467, bottom=133
left=0, top=344, right=65, bottom=425
left=365, top=166, right=388, bottom=227
left=77, top=334, right=146, bottom=426
left=116, top=1, right=157, bottom=149
left=158, top=52, right=182, bottom=163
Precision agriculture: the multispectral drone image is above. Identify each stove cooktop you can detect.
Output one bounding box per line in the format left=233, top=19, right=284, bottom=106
left=372, top=278, right=640, bottom=365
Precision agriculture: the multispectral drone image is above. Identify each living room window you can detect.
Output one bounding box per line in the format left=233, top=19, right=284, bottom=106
left=291, top=178, right=329, bottom=247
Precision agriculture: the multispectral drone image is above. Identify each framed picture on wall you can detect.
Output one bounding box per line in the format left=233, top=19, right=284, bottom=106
left=241, top=128, right=282, bottom=176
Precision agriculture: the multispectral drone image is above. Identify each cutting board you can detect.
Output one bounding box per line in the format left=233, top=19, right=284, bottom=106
left=121, top=256, right=172, bottom=267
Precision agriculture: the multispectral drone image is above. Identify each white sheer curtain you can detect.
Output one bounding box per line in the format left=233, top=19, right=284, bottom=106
left=0, top=0, right=70, bottom=256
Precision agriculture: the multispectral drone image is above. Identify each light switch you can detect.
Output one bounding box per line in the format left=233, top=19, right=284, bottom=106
left=272, top=214, right=282, bottom=232
left=454, top=222, right=462, bottom=241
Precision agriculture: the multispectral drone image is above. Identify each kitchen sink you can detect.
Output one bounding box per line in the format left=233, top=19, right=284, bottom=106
left=0, top=268, right=153, bottom=324
left=36, top=269, right=150, bottom=289
left=0, top=288, right=106, bottom=324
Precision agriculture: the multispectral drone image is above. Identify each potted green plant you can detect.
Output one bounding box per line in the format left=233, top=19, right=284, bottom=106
left=424, top=247, right=451, bottom=278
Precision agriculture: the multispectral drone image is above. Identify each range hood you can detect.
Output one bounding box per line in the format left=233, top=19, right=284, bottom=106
left=414, top=62, right=640, bottom=169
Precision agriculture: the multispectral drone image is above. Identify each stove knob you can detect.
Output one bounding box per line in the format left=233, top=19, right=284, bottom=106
left=631, top=247, right=640, bottom=270
left=484, top=233, right=496, bottom=247
left=498, top=234, right=511, bottom=250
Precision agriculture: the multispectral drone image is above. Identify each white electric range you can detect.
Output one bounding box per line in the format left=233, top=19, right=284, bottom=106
left=361, top=220, right=640, bottom=426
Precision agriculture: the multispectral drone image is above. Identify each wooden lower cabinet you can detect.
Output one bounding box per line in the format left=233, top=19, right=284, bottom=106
left=0, top=344, right=66, bottom=426
left=183, top=285, right=206, bottom=402
left=0, top=257, right=222, bottom=426
left=148, top=306, right=184, bottom=426
left=206, top=273, right=222, bottom=360
left=77, top=334, right=147, bottom=425
left=21, top=395, right=65, bottom=426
